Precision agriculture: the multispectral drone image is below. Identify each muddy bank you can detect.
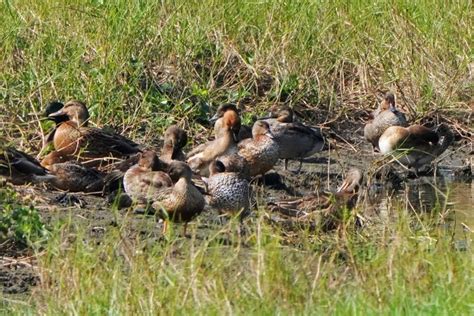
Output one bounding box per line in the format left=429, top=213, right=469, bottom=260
left=1, top=114, right=472, bottom=296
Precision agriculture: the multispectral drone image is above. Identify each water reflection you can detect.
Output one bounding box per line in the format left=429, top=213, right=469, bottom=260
left=366, top=175, right=473, bottom=246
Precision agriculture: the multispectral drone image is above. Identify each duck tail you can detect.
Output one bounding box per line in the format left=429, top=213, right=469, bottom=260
left=102, top=170, right=124, bottom=194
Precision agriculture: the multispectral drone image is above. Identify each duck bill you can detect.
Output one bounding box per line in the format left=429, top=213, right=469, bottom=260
left=47, top=109, right=69, bottom=123
left=48, top=109, right=66, bottom=118
left=209, top=113, right=220, bottom=123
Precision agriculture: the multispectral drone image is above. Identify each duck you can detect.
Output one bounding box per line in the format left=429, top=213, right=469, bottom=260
left=46, top=100, right=140, bottom=160
left=46, top=162, right=105, bottom=193
left=151, top=161, right=205, bottom=235
left=160, top=125, right=187, bottom=165
left=237, top=120, right=280, bottom=177
left=268, top=168, right=363, bottom=231
left=41, top=101, right=67, bottom=150
left=211, top=103, right=252, bottom=141
left=364, top=92, right=408, bottom=151
left=0, top=146, right=53, bottom=185
left=39, top=149, right=119, bottom=193
left=259, top=105, right=326, bottom=171
left=123, top=150, right=173, bottom=204
left=187, top=109, right=240, bottom=176
left=206, top=158, right=251, bottom=218
left=378, top=124, right=454, bottom=174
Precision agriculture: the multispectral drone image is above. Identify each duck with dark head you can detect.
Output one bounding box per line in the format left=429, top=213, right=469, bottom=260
left=42, top=100, right=140, bottom=167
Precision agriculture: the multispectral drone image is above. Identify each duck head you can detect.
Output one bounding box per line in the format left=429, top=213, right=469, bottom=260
left=48, top=100, right=90, bottom=126
left=163, top=125, right=188, bottom=158
left=44, top=101, right=68, bottom=123
left=209, top=159, right=226, bottom=176
left=337, top=168, right=363, bottom=193
left=221, top=109, right=241, bottom=142
left=259, top=105, right=294, bottom=123
left=167, top=161, right=193, bottom=182
left=210, top=103, right=239, bottom=123
left=252, top=120, right=273, bottom=139
left=381, top=92, right=397, bottom=113
left=138, top=150, right=166, bottom=171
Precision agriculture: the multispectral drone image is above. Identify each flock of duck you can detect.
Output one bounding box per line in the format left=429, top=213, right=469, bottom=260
left=0, top=92, right=454, bottom=234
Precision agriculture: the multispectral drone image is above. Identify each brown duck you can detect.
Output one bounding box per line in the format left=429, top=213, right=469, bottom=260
left=46, top=100, right=140, bottom=160
left=211, top=103, right=252, bottom=141
left=379, top=124, right=454, bottom=174
left=160, top=125, right=187, bottom=165
left=268, top=168, right=363, bottom=231
left=123, top=150, right=173, bottom=203
left=260, top=105, right=326, bottom=171
left=364, top=92, right=408, bottom=151
left=187, top=109, right=240, bottom=176
left=237, top=120, right=280, bottom=177
left=47, top=162, right=105, bottom=193
left=152, top=161, right=205, bottom=234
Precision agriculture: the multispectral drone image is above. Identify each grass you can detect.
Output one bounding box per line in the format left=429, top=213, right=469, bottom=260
left=0, top=0, right=472, bottom=147
left=2, top=200, right=473, bottom=314
left=0, top=0, right=472, bottom=314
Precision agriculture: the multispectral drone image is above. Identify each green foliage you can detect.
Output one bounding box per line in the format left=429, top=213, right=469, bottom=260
left=4, top=209, right=472, bottom=315
left=0, top=0, right=471, bottom=146
left=0, top=188, right=48, bottom=245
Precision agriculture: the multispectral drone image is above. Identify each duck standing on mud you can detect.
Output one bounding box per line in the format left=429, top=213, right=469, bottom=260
left=42, top=100, right=140, bottom=165
left=364, top=92, right=408, bottom=151
left=378, top=124, right=454, bottom=175
left=259, top=105, right=326, bottom=172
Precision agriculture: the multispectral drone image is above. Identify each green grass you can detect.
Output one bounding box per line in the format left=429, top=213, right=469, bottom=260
left=0, top=0, right=473, bottom=314
left=2, top=204, right=473, bottom=315
left=0, top=0, right=472, bottom=147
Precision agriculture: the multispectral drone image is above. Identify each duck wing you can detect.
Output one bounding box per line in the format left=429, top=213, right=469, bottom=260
left=4, top=148, right=48, bottom=176
left=81, top=127, right=140, bottom=156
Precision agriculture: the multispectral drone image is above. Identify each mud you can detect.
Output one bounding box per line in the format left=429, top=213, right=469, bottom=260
left=1, top=117, right=472, bottom=297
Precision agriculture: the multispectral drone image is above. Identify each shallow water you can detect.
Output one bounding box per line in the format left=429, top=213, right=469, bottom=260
left=364, top=175, right=473, bottom=248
